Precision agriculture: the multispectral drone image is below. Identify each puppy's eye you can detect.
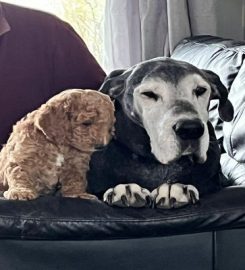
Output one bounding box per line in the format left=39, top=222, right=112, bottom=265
left=82, top=120, right=93, bottom=127
left=141, top=91, right=159, bottom=101
left=194, top=87, right=207, bottom=97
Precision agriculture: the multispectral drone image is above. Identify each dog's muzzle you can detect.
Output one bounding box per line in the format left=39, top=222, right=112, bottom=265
left=173, top=119, right=204, bottom=140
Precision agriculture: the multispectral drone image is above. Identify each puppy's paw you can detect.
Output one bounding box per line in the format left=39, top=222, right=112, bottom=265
left=62, top=192, right=98, bottom=200
left=4, top=188, right=39, bottom=200
left=103, top=184, right=152, bottom=208
left=151, top=183, right=199, bottom=209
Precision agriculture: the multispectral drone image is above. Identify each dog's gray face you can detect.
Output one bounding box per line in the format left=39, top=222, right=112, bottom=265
left=100, top=57, right=233, bottom=165
left=133, top=73, right=210, bottom=164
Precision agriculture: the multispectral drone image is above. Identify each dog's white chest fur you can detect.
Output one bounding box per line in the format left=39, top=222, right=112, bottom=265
left=56, top=154, right=64, bottom=167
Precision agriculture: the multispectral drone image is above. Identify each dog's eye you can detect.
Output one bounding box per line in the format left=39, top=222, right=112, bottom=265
left=82, top=120, right=93, bottom=127
left=194, top=87, right=207, bottom=97
left=141, top=91, right=159, bottom=101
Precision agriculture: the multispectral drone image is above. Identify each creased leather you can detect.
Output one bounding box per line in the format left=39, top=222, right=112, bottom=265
left=0, top=187, right=245, bottom=240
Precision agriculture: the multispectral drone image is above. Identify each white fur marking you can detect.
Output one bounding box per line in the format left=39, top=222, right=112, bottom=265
left=56, top=154, right=64, bottom=167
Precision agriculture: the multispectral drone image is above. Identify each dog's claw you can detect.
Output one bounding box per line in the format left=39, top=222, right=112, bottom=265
left=145, top=195, right=153, bottom=207
left=169, top=197, right=177, bottom=208
left=156, top=197, right=166, bottom=208
left=103, top=184, right=152, bottom=208
left=121, top=195, right=129, bottom=207
left=189, top=190, right=198, bottom=204
left=106, top=191, right=114, bottom=205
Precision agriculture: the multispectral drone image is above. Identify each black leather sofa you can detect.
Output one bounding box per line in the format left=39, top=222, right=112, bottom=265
left=1, top=36, right=245, bottom=270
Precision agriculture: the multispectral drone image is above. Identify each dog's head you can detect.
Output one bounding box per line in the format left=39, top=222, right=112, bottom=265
left=34, top=89, right=115, bottom=152
left=100, top=57, right=233, bottom=164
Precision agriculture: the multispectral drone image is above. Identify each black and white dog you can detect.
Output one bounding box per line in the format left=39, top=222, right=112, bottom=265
left=88, top=57, right=234, bottom=209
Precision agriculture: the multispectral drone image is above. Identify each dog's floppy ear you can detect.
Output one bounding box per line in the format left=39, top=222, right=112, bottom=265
left=99, top=69, right=131, bottom=99
left=34, top=101, right=71, bottom=143
left=203, top=70, right=234, bottom=122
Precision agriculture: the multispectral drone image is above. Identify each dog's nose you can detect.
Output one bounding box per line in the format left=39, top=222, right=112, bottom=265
left=173, top=119, right=204, bottom=140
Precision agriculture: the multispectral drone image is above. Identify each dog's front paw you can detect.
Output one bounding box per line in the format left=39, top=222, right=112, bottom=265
left=151, top=183, right=199, bottom=209
left=103, top=184, right=152, bottom=208
left=4, top=188, right=39, bottom=200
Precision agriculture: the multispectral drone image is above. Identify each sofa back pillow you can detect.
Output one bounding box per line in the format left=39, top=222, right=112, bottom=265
left=223, top=62, right=245, bottom=162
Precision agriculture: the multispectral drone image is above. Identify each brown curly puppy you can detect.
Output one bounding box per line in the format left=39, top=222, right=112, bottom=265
left=0, top=89, right=115, bottom=200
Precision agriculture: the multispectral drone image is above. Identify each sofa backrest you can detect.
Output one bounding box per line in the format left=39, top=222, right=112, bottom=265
left=171, top=35, right=245, bottom=164
left=171, top=36, right=245, bottom=89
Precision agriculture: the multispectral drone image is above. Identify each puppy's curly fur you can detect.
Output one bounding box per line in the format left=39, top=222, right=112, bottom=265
left=0, top=89, right=115, bottom=200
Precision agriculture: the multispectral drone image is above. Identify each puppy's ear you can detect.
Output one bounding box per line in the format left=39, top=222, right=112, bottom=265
left=99, top=69, right=131, bottom=99
left=34, top=102, right=70, bottom=143
left=203, top=70, right=234, bottom=122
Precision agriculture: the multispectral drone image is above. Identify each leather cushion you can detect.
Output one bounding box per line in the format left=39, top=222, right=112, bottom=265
left=0, top=187, right=245, bottom=240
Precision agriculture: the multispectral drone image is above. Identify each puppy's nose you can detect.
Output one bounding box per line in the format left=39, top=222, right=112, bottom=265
left=173, top=119, right=204, bottom=140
